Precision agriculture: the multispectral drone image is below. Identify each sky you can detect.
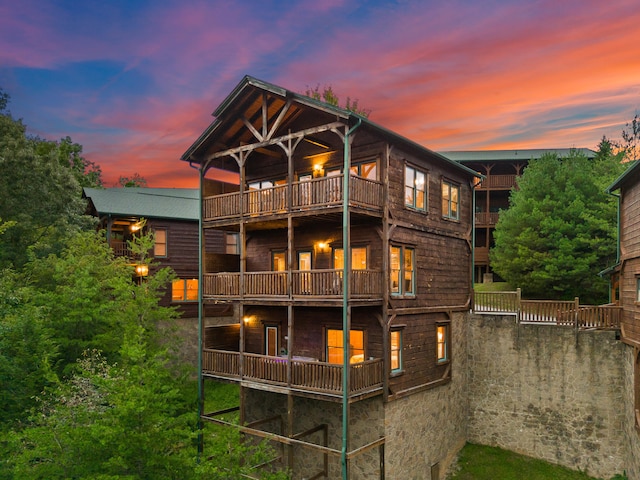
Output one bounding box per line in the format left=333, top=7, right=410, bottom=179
left=2, top=0, right=640, bottom=188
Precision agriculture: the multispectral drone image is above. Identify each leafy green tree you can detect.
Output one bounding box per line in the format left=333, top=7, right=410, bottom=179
left=304, top=84, right=371, bottom=117
left=491, top=149, right=624, bottom=303
left=0, top=94, right=97, bottom=268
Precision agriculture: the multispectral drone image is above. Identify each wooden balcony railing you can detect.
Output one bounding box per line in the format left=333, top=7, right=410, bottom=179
left=110, top=241, right=132, bottom=258
left=202, top=349, right=384, bottom=396
left=202, top=174, right=384, bottom=221
left=475, top=212, right=500, bottom=226
left=476, top=174, right=518, bottom=190
left=203, top=269, right=383, bottom=299
left=472, top=289, right=622, bottom=329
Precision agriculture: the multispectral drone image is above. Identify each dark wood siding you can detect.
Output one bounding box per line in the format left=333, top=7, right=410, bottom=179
left=388, top=312, right=451, bottom=394
left=620, top=174, right=640, bottom=343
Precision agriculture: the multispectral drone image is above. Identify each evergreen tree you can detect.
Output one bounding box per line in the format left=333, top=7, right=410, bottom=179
left=491, top=149, right=624, bottom=303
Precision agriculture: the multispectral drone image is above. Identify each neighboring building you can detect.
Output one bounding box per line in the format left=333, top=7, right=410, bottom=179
left=181, top=76, right=479, bottom=479
left=440, top=149, right=596, bottom=282
left=83, top=187, right=230, bottom=323
left=605, top=161, right=640, bottom=479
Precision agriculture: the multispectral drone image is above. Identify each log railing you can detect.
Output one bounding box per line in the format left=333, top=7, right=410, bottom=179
left=473, top=289, right=622, bottom=329
left=202, top=349, right=384, bottom=396
left=474, top=212, right=500, bottom=226
left=477, top=174, right=518, bottom=189
left=202, top=174, right=384, bottom=221
left=203, top=270, right=383, bottom=299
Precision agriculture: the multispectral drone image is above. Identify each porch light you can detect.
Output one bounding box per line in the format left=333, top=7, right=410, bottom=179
left=135, top=264, right=149, bottom=277
left=313, top=163, right=324, bottom=178
left=243, top=316, right=251, bottom=324
left=130, top=222, right=143, bottom=232
left=316, top=241, right=329, bottom=252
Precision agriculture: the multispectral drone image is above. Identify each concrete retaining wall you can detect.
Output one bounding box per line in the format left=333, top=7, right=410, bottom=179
left=467, top=314, right=627, bottom=478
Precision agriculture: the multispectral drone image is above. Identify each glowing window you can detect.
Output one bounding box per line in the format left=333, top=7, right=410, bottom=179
left=442, top=181, right=460, bottom=220
left=391, top=330, right=403, bottom=372
left=172, top=279, right=198, bottom=301
left=333, top=247, right=367, bottom=270
left=437, top=324, right=449, bottom=363
left=327, top=329, right=364, bottom=364
left=154, top=229, right=167, bottom=257
left=390, top=245, right=415, bottom=296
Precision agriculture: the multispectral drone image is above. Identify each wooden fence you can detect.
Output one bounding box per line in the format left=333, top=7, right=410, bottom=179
left=473, top=289, right=621, bottom=329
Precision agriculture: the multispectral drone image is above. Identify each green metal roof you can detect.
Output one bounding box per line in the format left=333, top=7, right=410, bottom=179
left=606, top=160, right=640, bottom=193
left=83, top=187, right=199, bottom=221
left=439, top=148, right=596, bottom=163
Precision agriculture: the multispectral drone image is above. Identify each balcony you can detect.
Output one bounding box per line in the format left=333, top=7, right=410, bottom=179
left=477, top=174, right=517, bottom=190
left=203, top=174, right=383, bottom=222
left=203, top=269, right=384, bottom=301
left=202, top=350, right=384, bottom=399
left=475, top=211, right=500, bottom=226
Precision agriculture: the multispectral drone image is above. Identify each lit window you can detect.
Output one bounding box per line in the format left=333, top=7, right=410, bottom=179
left=154, top=229, right=167, bottom=257
left=390, top=245, right=415, bottom=296
left=442, top=181, right=460, bottom=220
left=391, top=330, right=403, bottom=372
left=272, top=251, right=286, bottom=271
left=333, top=247, right=367, bottom=270
left=172, top=279, right=198, bottom=301
left=327, top=329, right=364, bottom=364
left=436, top=324, right=449, bottom=363
left=405, top=165, right=427, bottom=211
left=350, top=160, right=378, bottom=180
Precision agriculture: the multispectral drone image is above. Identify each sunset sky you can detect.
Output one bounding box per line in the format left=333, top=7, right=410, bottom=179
left=2, top=0, right=640, bottom=187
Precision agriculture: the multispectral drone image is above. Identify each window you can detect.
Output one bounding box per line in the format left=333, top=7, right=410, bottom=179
left=327, top=329, right=364, bottom=364
left=390, top=329, right=403, bottom=372
left=333, top=247, right=367, bottom=270
left=172, top=279, right=198, bottom=301
left=272, top=251, right=286, bottom=271
left=154, top=229, right=167, bottom=257
left=225, top=233, right=239, bottom=254
left=436, top=324, right=450, bottom=363
left=636, top=277, right=640, bottom=303
left=390, top=245, right=415, bottom=296
left=350, top=160, right=378, bottom=180
left=442, top=180, right=460, bottom=220
left=405, top=165, right=427, bottom=211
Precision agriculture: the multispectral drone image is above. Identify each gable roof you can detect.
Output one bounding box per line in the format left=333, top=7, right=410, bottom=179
left=181, top=75, right=480, bottom=180
left=83, top=187, right=199, bottom=221
left=606, top=160, right=640, bottom=193
left=440, top=148, right=597, bottom=163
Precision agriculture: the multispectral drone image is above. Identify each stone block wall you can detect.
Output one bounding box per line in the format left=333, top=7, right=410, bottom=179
left=467, top=314, right=627, bottom=479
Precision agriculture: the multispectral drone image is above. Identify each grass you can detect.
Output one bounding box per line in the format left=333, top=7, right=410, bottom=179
left=448, top=443, right=625, bottom=480
left=473, top=281, right=514, bottom=292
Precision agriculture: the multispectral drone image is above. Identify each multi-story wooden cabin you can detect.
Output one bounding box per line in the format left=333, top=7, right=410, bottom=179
left=607, top=161, right=640, bottom=406
left=181, top=76, right=479, bottom=479
left=83, top=187, right=229, bottom=322
left=441, top=149, right=596, bottom=282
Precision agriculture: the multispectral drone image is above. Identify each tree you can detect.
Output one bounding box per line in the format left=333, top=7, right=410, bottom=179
left=621, top=113, right=640, bottom=161
left=0, top=93, right=98, bottom=268
left=491, top=149, right=624, bottom=303
left=304, top=84, right=371, bottom=118
left=118, top=172, right=148, bottom=187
